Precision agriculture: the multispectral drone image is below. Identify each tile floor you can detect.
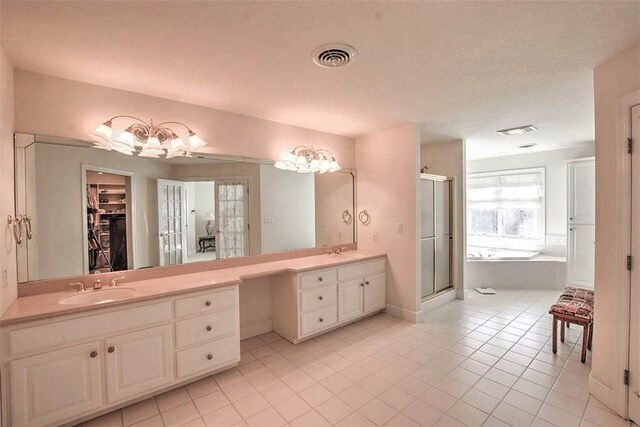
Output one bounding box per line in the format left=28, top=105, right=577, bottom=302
left=80, top=290, right=632, bottom=427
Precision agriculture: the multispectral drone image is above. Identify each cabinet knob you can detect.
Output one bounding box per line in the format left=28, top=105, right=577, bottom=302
left=319, top=318, right=324, bottom=323
left=360, top=283, right=364, bottom=287
left=365, top=281, right=370, bottom=285
left=206, top=325, right=212, bottom=332
left=318, top=295, right=324, bottom=301
left=570, top=217, right=573, bottom=220
left=90, top=351, right=98, bottom=358
left=318, top=277, right=323, bottom=282
left=207, top=354, right=213, bottom=360
left=205, top=300, right=212, bottom=307
left=107, top=346, right=115, bottom=353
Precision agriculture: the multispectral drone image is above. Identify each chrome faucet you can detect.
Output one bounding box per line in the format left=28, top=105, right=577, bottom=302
left=336, top=246, right=346, bottom=254
left=110, top=276, right=125, bottom=287
left=69, top=282, right=85, bottom=292
left=93, top=277, right=102, bottom=290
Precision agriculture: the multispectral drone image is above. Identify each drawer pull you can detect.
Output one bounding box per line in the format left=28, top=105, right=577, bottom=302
left=365, top=281, right=370, bottom=285
left=318, top=296, right=324, bottom=301
left=205, top=301, right=212, bottom=307
left=207, top=354, right=213, bottom=360
left=206, top=325, right=212, bottom=332
left=319, top=317, right=324, bottom=323
left=107, top=346, right=115, bottom=353
left=90, top=351, right=98, bottom=358
left=318, top=277, right=323, bottom=282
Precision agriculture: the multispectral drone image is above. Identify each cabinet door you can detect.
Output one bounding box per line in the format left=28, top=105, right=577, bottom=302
left=567, top=224, right=595, bottom=288
left=568, top=160, right=595, bottom=224
left=105, top=325, right=173, bottom=403
left=10, top=342, right=103, bottom=426
left=364, top=273, right=386, bottom=314
left=338, top=279, right=364, bottom=323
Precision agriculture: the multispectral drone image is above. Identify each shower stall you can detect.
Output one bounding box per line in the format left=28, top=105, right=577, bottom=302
left=420, top=174, right=453, bottom=299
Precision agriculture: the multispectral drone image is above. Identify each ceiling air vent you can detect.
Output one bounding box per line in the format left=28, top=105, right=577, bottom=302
left=497, top=125, right=537, bottom=136
left=312, top=44, right=358, bottom=68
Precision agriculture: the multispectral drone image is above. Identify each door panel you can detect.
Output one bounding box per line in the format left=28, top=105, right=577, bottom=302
left=10, top=342, right=103, bottom=426
left=435, top=180, right=450, bottom=236
left=568, top=161, right=595, bottom=224
left=338, top=279, right=363, bottom=323
left=628, top=103, right=640, bottom=423
left=435, top=237, right=451, bottom=292
left=567, top=224, right=595, bottom=288
left=105, top=325, right=173, bottom=403
left=364, top=273, right=386, bottom=314
left=158, top=179, right=187, bottom=266
left=421, top=179, right=434, bottom=238
left=421, top=238, right=435, bottom=298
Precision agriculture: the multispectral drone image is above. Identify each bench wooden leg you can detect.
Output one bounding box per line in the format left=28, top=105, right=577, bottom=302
left=552, top=316, right=558, bottom=354
left=588, top=322, right=593, bottom=351
left=581, top=323, right=589, bottom=363
left=560, top=320, right=565, bottom=343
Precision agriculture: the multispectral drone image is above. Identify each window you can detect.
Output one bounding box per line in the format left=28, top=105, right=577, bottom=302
left=467, top=168, right=545, bottom=251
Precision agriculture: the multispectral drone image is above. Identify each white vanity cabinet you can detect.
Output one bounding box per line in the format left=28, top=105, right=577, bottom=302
left=2, top=285, right=240, bottom=427
left=272, top=258, right=386, bottom=343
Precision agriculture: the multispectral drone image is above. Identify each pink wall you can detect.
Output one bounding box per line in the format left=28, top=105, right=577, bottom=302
left=356, top=124, right=420, bottom=320
left=13, top=70, right=355, bottom=168
left=590, top=44, right=640, bottom=412
left=0, top=44, right=17, bottom=314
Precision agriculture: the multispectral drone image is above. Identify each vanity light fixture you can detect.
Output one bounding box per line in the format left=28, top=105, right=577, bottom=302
left=274, top=146, right=341, bottom=173
left=89, top=116, right=207, bottom=158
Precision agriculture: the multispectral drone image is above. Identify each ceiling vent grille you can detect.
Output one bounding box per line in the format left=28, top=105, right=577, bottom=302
left=497, top=125, right=537, bottom=136
left=312, top=44, right=358, bottom=68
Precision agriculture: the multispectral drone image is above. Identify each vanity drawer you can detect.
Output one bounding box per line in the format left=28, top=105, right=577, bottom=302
left=176, top=334, right=239, bottom=379
left=300, top=305, right=337, bottom=337
left=299, top=268, right=337, bottom=290
left=8, top=302, right=172, bottom=356
left=174, top=288, right=237, bottom=319
left=175, top=309, right=238, bottom=349
left=300, top=284, right=337, bottom=313
left=338, top=259, right=385, bottom=281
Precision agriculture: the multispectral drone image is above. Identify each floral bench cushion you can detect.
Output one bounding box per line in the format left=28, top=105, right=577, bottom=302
left=550, top=296, right=594, bottom=322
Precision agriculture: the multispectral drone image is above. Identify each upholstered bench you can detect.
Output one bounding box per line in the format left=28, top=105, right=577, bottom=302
left=549, top=287, right=594, bottom=363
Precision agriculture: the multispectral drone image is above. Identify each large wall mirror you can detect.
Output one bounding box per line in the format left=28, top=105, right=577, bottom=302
left=14, top=134, right=356, bottom=283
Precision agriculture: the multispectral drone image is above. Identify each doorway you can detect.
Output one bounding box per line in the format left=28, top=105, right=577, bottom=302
left=83, top=167, right=134, bottom=274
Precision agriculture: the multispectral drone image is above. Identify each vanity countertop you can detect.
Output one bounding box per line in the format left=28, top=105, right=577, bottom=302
left=0, top=251, right=386, bottom=325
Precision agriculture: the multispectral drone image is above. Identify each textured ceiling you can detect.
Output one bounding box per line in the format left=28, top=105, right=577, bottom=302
left=2, top=1, right=639, bottom=159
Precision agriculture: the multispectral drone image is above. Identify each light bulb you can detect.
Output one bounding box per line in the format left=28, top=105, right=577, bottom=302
left=296, top=155, right=308, bottom=167
left=139, top=135, right=165, bottom=158
left=309, top=159, right=321, bottom=172
left=188, top=132, right=206, bottom=150
left=329, top=158, right=341, bottom=172
left=113, top=130, right=136, bottom=150
left=89, top=122, right=113, bottom=143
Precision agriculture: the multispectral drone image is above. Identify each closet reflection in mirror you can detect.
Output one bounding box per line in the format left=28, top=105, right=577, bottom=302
left=14, top=134, right=356, bottom=282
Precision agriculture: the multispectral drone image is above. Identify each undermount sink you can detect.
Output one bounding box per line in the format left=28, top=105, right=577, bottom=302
left=58, top=287, right=137, bottom=305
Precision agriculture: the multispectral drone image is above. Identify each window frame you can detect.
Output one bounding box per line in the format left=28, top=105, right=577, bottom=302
left=466, top=167, right=546, bottom=250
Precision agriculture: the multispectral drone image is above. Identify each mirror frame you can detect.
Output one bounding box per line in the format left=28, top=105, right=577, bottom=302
left=13, top=133, right=357, bottom=285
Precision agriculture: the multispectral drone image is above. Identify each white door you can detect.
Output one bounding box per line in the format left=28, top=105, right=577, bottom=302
left=364, top=273, right=386, bottom=314
left=568, top=160, right=596, bottom=224
left=158, top=179, right=187, bottom=265
left=10, top=342, right=103, bottom=426
left=567, top=224, right=595, bottom=288
left=215, top=180, right=249, bottom=259
left=338, top=279, right=363, bottom=323
left=628, top=103, right=640, bottom=422
left=105, top=325, right=173, bottom=403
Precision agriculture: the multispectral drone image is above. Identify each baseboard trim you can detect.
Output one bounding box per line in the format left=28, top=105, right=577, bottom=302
left=240, top=319, right=272, bottom=340
left=384, top=304, right=421, bottom=323
left=421, top=289, right=456, bottom=313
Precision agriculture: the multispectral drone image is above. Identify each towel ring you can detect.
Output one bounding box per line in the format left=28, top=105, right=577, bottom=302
left=358, top=209, right=371, bottom=225
left=341, top=209, right=353, bottom=224
left=7, top=215, right=23, bottom=244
